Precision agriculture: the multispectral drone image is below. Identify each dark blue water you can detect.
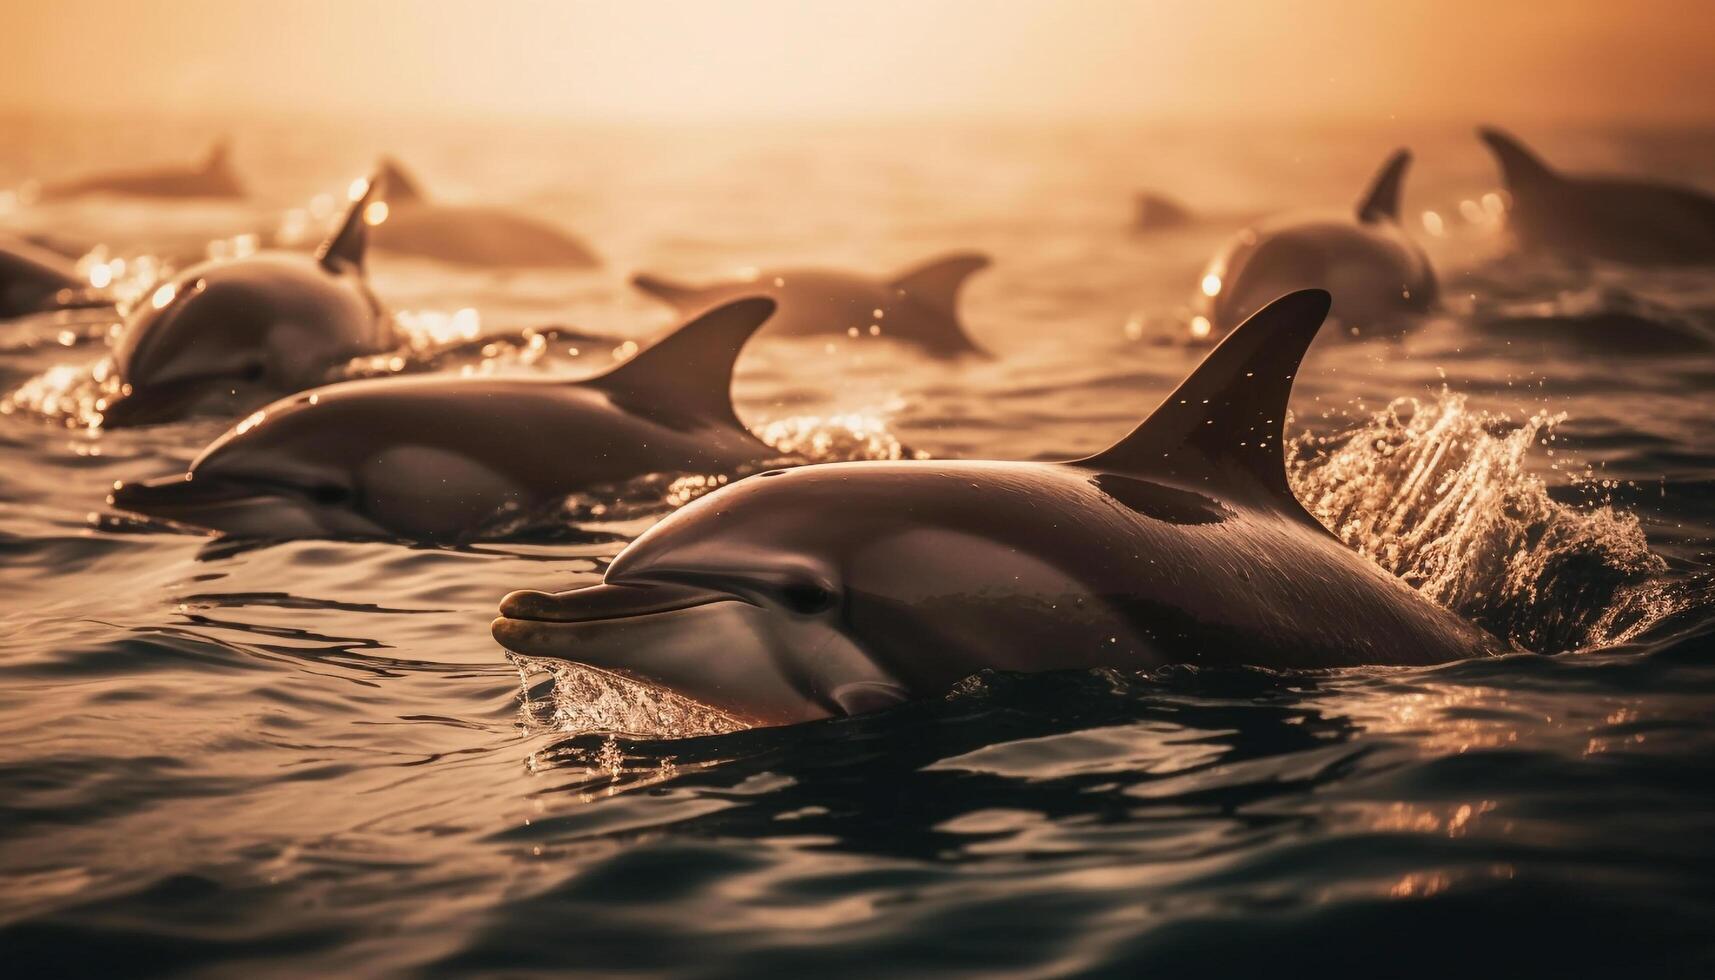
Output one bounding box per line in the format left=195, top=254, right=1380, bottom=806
left=2, top=118, right=1714, bottom=976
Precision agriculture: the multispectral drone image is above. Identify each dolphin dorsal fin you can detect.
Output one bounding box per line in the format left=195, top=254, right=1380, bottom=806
left=591, top=297, right=776, bottom=429
left=631, top=272, right=711, bottom=312
left=1478, top=127, right=1557, bottom=193
left=891, top=252, right=990, bottom=318
left=377, top=157, right=426, bottom=204
left=887, top=251, right=991, bottom=355
left=1356, top=149, right=1410, bottom=223
left=202, top=139, right=233, bottom=175
left=316, top=169, right=382, bottom=273
left=1073, top=289, right=1332, bottom=518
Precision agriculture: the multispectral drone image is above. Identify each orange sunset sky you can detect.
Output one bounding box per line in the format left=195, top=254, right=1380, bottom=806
left=3, top=0, right=1713, bottom=124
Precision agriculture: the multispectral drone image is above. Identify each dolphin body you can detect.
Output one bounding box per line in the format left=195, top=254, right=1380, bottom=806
left=367, top=158, right=599, bottom=268
left=99, top=174, right=396, bottom=427
left=632, top=252, right=990, bottom=357
left=109, top=298, right=780, bottom=542
left=38, top=141, right=244, bottom=201
left=1192, top=151, right=1436, bottom=339
left=0, top=234, right=108, bottom=319
left=1478, top=127, right=1715, bottom=265
left=493, top=290, right=1499, bottom=728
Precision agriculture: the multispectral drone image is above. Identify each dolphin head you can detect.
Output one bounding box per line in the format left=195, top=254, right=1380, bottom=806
left=108, top=379, right=537, bottom=541
left=1193, top=150, right=1431, bottom=338
left=101, top=255, right=383, bottom=426
left=103, top=169, right=390, bottom=427
left=109, top=387, right=389, bottom=538
left=491, top=460, right=1120, bottom=727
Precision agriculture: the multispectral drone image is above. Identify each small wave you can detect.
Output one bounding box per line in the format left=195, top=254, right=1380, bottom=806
left=512, top=654, right=746, bottom=744
left=1290, top=391, right=1669, bottom=652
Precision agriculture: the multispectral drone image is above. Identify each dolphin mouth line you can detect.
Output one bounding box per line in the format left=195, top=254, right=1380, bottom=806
left=496, top=581, right=746, bottom=626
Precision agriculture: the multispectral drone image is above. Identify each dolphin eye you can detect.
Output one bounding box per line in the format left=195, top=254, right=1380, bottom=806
left=779, top=578, right=836, bottom=615
left=308, top=482, right=349, bottom=505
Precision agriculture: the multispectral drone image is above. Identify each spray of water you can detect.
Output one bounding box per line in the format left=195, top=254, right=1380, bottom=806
left=1289, top=391, right=1667, bottom=652
left=512, top=655, right=746, bottom=741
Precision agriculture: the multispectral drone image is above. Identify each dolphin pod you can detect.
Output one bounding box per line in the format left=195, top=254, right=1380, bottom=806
left=631, top=252, right=990, bottom=357
left=368, top=158, right=600, bottom=268
left=109, top=298, right=780, bottom=542
left=1478, top=127, right=1715, bottom=265
left=98, top=173, right=396, bottom=427
left=492, top=290, right=1499, bottom=727
left=38, top=140, right=245, bottom=201
left=1192, top=150, right=1436, bottom=339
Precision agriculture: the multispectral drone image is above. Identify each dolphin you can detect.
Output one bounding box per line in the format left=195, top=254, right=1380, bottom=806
left=1477, top=127, right=1715, bottom=265
left=1132, top=191, right=1194, bottom=231
left=367, top=158, right=599, bottom=268
left=0, top=233, right=108, bottom=319
left=38, top=140, right=244, bottom=201
left=98, top=173, right=396, bottom=427
left=108, top=297, right=780, bottom=542
left=492, top=289, right=1499, bottom=728
left=1192, top=150, right=1436, bottom=339
left=631, top=252, right=990, bottom=357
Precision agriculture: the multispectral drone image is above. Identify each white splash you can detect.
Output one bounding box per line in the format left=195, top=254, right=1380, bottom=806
left=1290, top=392, right=1667, bottom=652
left=513, top=655, right=747, bottom=740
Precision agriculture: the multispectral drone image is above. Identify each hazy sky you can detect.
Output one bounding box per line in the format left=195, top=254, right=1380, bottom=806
left=4, top=0, right=1712, bottom=123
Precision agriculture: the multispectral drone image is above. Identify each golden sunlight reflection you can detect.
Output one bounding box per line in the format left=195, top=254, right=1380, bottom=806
left=755, top=410, right=928, bottom=463
left=363, top=200, right=389, bottom=226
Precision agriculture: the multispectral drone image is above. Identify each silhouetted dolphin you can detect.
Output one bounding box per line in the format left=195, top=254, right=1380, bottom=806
left=109, top=298, right=779, bottom=542
left=1192, top=150, right=1435, bottom=339
left=1478, top=127, right=1715, bottom=265
left=368, top=158, right=599, bottom=268
left=0, top=233, right=107, bottom=319
left=99, top=174, right=394, bottom=427
left=1132, top=191, right=1193, bottom=231
left=39, top=140, right=244, bottom=201
left=493, top=290, right=1498, bottom=727
left=632, top=252, right=990, bottom=357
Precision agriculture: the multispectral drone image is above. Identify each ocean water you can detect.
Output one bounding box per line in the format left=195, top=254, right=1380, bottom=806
left=2, top=115, right=1714, bottom=976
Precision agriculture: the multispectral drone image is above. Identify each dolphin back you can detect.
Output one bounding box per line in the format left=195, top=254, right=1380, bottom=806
left=631, top=272, right=712, bottom=312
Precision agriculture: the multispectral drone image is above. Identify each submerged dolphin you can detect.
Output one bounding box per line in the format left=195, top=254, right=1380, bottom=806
left=39, top=140, right=244, bottom=201
left=99, top=174, right=396, bottom=427
left=368, top=158, right=599, bottom=268
left=1478, top=127, right=1715, bottom=265
left=109, top=298, right=780, bottom=542
left=1192, top=150, right=1435, bottom=339
left=1132, top=191, right=1194, bottom=231
left=632, top=252, right=990, bottom=357
left=493, top=290, right=1498, bottom=728
left=0, top=234, right=107, bottom=319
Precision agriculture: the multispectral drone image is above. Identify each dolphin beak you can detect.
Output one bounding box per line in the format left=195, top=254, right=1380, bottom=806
left=490, top=581, right=812, bottom=724
left=109, top=473, right=277, bottom=531
left=112, top=473, right=232, bottom=514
